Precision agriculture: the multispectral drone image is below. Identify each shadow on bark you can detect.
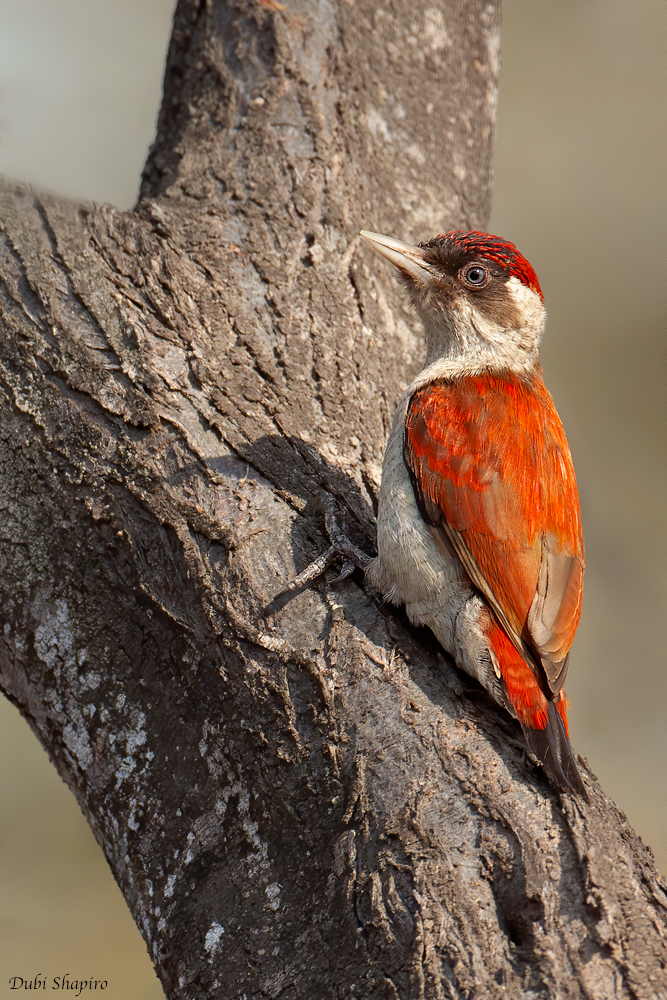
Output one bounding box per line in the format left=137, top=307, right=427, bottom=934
left=0, top=0, right=665, bottom=997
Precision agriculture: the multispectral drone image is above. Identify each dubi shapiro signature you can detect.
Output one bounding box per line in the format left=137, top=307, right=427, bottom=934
left=8, top=974, right=108, bottom=993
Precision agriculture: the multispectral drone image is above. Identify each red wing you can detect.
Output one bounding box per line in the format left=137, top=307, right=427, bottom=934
left=404, top=371, right=584, bottom=695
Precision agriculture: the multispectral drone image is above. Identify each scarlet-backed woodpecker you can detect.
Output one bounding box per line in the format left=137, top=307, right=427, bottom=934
left=360, top=229, right=586, bottom=796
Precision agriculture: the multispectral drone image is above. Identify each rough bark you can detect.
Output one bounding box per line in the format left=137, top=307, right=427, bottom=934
left=0, top=1, right=665, bottom=998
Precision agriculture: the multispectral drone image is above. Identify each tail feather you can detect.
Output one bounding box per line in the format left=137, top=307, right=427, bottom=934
left=523, top=700, right=588, bottom=800
left=484, top=617, right=587, bottom=798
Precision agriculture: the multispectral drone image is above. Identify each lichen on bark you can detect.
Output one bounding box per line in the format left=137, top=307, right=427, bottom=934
left=0, top=2, right=665, bottom=998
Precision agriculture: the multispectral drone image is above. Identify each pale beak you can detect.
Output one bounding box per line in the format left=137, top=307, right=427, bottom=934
left=359, top=230, right=434, bottom=285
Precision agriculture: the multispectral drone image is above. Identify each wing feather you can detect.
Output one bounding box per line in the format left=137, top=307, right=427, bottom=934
left=404, top=370, right=584, bottom=696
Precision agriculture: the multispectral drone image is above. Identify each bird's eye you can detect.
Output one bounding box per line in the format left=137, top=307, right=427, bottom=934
left=462, top=264, right=489, bottom=288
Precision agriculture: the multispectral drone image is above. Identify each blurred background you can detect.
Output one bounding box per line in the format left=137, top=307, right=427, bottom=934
left=0, top=0, right=664, bottom=992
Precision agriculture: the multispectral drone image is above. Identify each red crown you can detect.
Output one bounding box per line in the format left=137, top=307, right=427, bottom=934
left=435, top=231, right=543, bottom=301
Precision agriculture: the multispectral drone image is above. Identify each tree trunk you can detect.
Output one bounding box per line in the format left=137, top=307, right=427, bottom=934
left=0, top=1, right=665, bottom=997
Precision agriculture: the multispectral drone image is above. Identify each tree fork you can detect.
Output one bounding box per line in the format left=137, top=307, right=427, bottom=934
left=0, top=1, right=665, bottom=997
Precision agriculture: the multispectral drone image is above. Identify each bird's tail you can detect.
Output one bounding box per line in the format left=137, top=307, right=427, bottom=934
left=522, top=700, right=588, bottom=800
left=486, top=618, right=588, bottom=798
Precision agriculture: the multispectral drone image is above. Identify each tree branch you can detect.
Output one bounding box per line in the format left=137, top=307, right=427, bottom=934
left=0, top=1, right=665, bottom=997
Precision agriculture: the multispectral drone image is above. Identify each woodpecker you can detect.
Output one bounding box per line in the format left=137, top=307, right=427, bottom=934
left=359, top=229, right=587, bottom=797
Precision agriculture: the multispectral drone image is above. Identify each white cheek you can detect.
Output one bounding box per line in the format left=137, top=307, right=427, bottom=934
left=505, top=276, right=546, bottom=347
left=458, top=296, right=504, bottom=343
left=447, top=277, right=546, bottom=370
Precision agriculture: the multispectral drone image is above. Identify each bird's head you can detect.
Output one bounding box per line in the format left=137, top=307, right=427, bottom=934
left=360, top=229, right=546, bottom=373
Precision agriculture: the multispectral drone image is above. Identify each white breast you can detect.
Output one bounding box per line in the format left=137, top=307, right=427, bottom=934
left=365, top=389, right=465, bottom=648
left=365, top=386, right=505, bottom=701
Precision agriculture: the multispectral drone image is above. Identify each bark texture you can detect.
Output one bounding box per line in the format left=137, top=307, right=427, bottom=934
left=0, top=1, right=666, bottom=998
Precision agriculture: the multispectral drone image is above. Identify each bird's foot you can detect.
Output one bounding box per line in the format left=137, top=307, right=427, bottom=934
left=266, top=494, right=370, bottom=613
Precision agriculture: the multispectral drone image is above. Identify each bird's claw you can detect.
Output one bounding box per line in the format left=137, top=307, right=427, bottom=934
left=265, top=495, right=370, bottom=613
left=330, top=559, right=356, bottom=584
